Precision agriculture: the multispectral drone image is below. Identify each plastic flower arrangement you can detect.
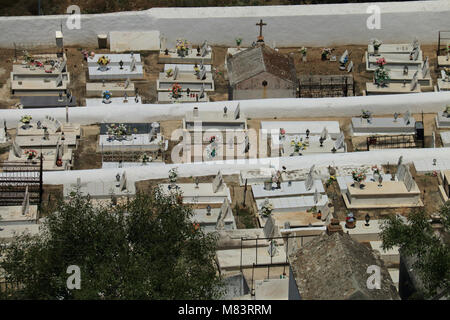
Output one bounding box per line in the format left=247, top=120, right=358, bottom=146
left=321, top=48, right=332, bottom=60
left=25, top=149, right=38, bottom=160
left=260, top=199, right=274, bottom=217
left=372, top=38, right=382, bottom=50
left=352, top=169, right=367, bottom=182
left=176, top=39, right=189, bottom=56
left=300, top=46, right=307, bottom=55
left=374, top=67, right=390, bottom=85
left=444, top=68, right=450, bottom=76
left=166, top=68, right=173, bottom=77
left=107, top=123, right=128, bottom=140
left=168, top=168, right=178, bottom=183
left=20, top=115, right=32, bottom=124
left=171, top=83, right=182, bottom=99
left=372, top=165, right=380, bottom=175
left=376, top=57, right=387, bottom=67
left=235, top=38, right=243, bottom=46
left=97, top=55, right=110, bottom=66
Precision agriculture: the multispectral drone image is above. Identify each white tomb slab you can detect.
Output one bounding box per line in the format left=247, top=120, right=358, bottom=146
left=0, top=223, right=40, bottom=242
left=63, top=175, right=136, bottom=198
left=278, top=134, right=345, bottom=156
left=414, top=158, right=450, bottom=174
left=365, top=51, right=424, bottom=71
left=191, top=199, right=236, bottom=232
left=109, top=31, right=160, bottom=52
left=89, top=65, right=144, bottom=80
left=337, top=174, right=394, bottom=192
left=87, top=54, right=142, bottom=66
left=256, top=195, right=328, bottom=213
left=164, top=64, right=211, bottom=72
left=365, top=82, right=421, bottom=95
left=252, top=180, right=324, bottom=199
left=343, top=181, right=422, bottom=209
left=159, top=48, right=212, bottom=64
left=440, top=131, right=450, bottom=147
left=157, top=91, right=209, bottom=103
left=239, top=168, right=276, bottom=186
left=387, top=69, right=432, bottom=87
left=437, top=78, right=450, bottom=91
left=86, top=82, right=135, bottom=97
left=435, top=111, right=450, bottom=129
left=15, top=134, right=77, bottom=148
left=437, top=55, right=450, bottom=68
left=339, top=220, right=382, bottom=242
left=0, top=205, right=38, bottom=226
left=98, top=133, right=163, bottom=152
left=368, top=43, right=418, bottom=55
left=370, top=240, right=400, bottom=265
left=159, top=183, right=231, bottom=204
left=157, top=72, right=215, bottom=92
left=261, top=121, right=341, bottom=139
left=86, top=97, right=143, bottom=107
left=350, top=116, right=415, bottom=136
left=216, top=247, right=287, bottom=271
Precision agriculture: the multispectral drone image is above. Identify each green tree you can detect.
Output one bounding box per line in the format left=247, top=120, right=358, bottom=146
left=380, top=203, right=450, bottom=299
left=0, top=187, right=223, bottom=299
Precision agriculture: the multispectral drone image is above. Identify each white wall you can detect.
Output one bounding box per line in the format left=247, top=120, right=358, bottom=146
left=1, top=92, right=449, bottom=127
left=0, top=1, right=449, bottom=48
left=44, top=147, right=450, bottom=185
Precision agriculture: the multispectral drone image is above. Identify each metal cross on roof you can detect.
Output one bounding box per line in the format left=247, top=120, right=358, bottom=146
left=256, top=19, right=267, bottom=42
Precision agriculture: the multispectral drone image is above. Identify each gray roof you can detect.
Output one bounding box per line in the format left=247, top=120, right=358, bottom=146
left=289, top=232, right=400, bottom=300
left=227, top=46, right=297, bottom=86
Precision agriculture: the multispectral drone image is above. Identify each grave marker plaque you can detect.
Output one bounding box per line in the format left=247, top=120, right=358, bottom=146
left=124, top=78, right=130, bottom=89
left=403, top=110, right=411, bottom=125
left=320, top=127, right=328, bottom=140
left=198, top=68, right=206, bottom=80
left=422, top=56, right=429, bottom=77
left=57, top=60, right=67, bottom=73
left=397, top=164, right=407, bottom=182
left=404, top=169, right=414, bottom=192
left=55, top=74, right=63, bottom=87
left=199, top=83, right=205, bottom=99
left=263, top=215, right=276, bottom=239
left=313, top=188, right=322, bottom=204
left=130, top=57, right=136, bottom=72
left=12, top=139, right=22, bottom=157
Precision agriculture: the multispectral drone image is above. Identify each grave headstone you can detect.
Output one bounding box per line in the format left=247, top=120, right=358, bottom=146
left=124, top=78, right=130, bottom=89
left=422, top=56, right=429, bottom=77
left=398, top=155, right=403, bottom=167
left=119, top=171, right=127, bottom=191
left=216, top=199, right=232, bottom=230
left=200, top=41, right=208, bottom=57
left=397, top=163, right=407, bottom=182
left=347, top=60, right=354, bottom=73
left=21, top=186, right=30, bottom=216
left=305, top=165, right=315, bottom=191
left=334, top=132, right=345, bottom=150
left=130, top=57, right=136, bottom=72
left=313, top=188, right=322, bottom=204
left=263, top=215, right=276, bottom=239
left=55, top=74, right=63, bottom=87
left=12, top=139, right=22, bottom=157
left=403, top=110, right=411, bottom=125
left=404, top=169, right=414, bottom=192
left=173, top=66, right=179, bottom=80
left=198, top=68, right=206, bottom=80
left=234, top=103, right=241, bottom=120
left=199, top=83, right=205, bottom=99
left=320, top=127, right=328, bottom=140
left=412, top=38, right=419, bottom=50
left=212, top=171, right=224, bottom=193
left=412, top=47, right=420, bottom=61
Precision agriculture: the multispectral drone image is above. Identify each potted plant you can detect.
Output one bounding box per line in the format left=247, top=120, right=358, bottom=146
left=235, top=37, right=243, bottom=50
left=176, top=39, right=188, bottom=57
left=351, top=169, right=366, bottom=189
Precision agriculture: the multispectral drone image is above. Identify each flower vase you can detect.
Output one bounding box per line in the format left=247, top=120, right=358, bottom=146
left=354, top=181, right=360, bottom=189
left=374, top=47, right=379, bottom=55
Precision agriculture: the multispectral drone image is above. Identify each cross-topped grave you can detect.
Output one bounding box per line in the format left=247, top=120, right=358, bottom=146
left=256, top=19, right=267, bottom=43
